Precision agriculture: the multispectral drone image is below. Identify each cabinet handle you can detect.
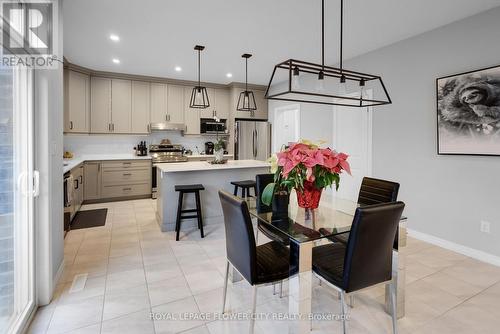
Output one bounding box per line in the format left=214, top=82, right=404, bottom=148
left=112, top=123, right=115, bottom=131
left=74, top=179, right=79, bottom=189
left=70, top=121, right=73, bottom=130
left=108, top=123, right=111, bottom=131
left=79, top=175, right=83, bottom=183
left=147, top=124, right=150, bottom=132
left=123, top=173, right=132, bottom=176
left=123, top=187, right=132, bottom=191
left=98, top=163, right=101, bottom=172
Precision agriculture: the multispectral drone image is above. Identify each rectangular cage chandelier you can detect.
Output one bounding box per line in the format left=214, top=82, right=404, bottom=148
left=265, top=0, right=391, bottom=108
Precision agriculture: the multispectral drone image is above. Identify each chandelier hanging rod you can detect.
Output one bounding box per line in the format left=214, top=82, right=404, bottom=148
left=279, top=59, right=380, bottom=80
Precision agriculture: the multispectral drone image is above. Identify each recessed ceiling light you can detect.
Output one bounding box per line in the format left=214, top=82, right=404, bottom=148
left=109, top=34, right=120, bottom=42
left=226, top=73, right=233, bottom=78
left=175, top=66, right=182, bottom=72
left=112, top=58, right=120, bottom=64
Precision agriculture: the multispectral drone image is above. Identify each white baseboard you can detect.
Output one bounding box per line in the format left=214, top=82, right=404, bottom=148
left=407, top=228, right=500, bottom=267
left=54, top=260, right=65, bottom=288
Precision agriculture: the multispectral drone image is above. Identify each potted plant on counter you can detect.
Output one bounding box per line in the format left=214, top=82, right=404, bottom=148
left=213, top=139, right=225, bottom=162
left=262, top=140, right=351, bottom=210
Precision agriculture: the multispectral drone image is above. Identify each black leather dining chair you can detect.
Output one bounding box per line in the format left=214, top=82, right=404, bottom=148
left=255, top=174, right=290, bottom=246
left=312, top=201, right=405, bottom=334
left=332, top=177, right=400, bottom=245
left=218, top=190, right=292, bottom=333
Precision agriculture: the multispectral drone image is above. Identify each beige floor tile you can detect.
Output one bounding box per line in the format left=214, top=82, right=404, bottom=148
left=65, top=323, right=101, bottom=334
left=406, top=280, right=464, bottom=314
left=46, top=295, right=104, bottom=334
left=103, top=284, right=151, bottom=321
left=107, top=254, right=144, bottom=273
left=152, top=296, right=205, bottom=334
left=101, top=308, right=154, bottom=334
left=442, top=258, right=500, bottom=289
left=105, top=268, right=146, bottom=292
left=144, top=260, right=182, bottom=283
left=185, top=269, right=224, bottom=295
left=421, top=271, right=482, bottom=300
left=58, top=276, right=106, bottom=305
left=148, top=275, right=192, bottom=306
left=180, top=325, right=210, bottom=334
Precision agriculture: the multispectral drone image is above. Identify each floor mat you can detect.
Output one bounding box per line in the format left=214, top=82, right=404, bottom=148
left=71, top=208, right=108, bottom=230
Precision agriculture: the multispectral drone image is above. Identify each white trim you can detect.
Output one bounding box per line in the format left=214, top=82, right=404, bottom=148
left=407, top=228, right=500, bottom=267
left=54, top=260, right=65, bottom=286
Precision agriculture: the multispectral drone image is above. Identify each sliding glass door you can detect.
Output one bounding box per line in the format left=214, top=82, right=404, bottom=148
left=0, top=64, right=36, bottom=332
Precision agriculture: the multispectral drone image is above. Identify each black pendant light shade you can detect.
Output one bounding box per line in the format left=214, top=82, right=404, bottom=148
left=190, top=45, right=210, bottom=109
left=237, top=54, right=257, bottom=112
left=265, top=0, right=391, bottom=108
left=237, top=90, right=257, bottom=112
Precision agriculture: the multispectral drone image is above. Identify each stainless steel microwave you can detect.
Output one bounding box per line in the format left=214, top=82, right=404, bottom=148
left=200, top=118, right=227, bottom=134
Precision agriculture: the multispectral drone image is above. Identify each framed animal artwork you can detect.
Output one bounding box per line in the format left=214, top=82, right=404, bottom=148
left=437, top=64, right=500, bottom=156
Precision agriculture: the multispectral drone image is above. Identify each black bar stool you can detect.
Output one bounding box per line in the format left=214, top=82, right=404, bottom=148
left=230, top=180, right=256, bottom=199
left=174, top=184, right=205, bottom=241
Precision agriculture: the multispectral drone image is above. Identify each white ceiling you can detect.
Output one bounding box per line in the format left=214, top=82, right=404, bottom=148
left=63, top=0, right=500, bottom=85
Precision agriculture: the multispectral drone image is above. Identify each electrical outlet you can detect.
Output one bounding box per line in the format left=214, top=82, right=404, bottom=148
left=480, top=221, right=491, bottom=234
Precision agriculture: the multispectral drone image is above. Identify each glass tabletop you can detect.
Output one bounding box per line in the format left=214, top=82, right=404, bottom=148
left=247, top=192, right=359, bottom=243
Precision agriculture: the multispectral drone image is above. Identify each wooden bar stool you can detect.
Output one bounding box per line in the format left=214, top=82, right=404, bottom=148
left=230, top=180, right=256, bottom=199
left=174, top=184, right=205, bottom=241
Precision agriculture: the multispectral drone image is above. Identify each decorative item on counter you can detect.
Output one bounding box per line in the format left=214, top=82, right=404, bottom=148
left=262, top=139, right=351, bottom=210
left=208, top=159, right=228, bottom=165
left=213, top=139, right=225, bottom=162
left=63, top=151, right=74, bottom=159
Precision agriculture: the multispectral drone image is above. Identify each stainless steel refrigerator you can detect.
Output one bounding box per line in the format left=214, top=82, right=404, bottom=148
left=234, top=119, right=272, bottom=161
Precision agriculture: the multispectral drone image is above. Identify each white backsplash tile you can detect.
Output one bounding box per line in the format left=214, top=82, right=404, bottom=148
left=64, top=132, right=226, bottom=155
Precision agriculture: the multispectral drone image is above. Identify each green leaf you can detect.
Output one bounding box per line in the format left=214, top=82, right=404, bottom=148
left=261, top=182, right=276, bottom=206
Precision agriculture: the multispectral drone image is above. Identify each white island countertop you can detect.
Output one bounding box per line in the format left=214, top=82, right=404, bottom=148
left=156, top=159, right=269, bottom=173
left=64, top=154, right=151, bottom=173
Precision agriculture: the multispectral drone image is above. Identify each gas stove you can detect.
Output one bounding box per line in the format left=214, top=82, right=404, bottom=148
left=149, top=144, right=188, bottom=163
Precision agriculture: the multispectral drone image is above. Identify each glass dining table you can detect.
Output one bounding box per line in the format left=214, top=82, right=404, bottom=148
left=245, top=193, right=407, bottom=334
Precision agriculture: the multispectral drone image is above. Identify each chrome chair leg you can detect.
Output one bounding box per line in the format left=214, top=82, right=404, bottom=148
left=255, top=228, right=259, bottom=245
left=279, top=280, right=283, bottom=298
left=390, top=281, right=398, bottom=334
left=349, top=295, right=355, bottom=308
left=273, top=283, right=276, bottom=295
left=222, top=261, right=229, bottom=314
left=340, top=290, right=348, bottom=334
left=250, top=286, right=258, bottom=334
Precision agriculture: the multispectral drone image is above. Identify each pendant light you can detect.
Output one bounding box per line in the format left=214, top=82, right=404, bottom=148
left=265, top=0, right=391, bottom=108
left=189, top=45, right=210, bottom=109
left=237, top=53, right=257, bottom=112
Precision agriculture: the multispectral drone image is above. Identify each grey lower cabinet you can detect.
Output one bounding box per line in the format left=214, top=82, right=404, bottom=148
left=71, top=163, right=85, bottom=217
left=84, top=160, right=151, bottom=202
left=84, top=161, right=102, bottom=201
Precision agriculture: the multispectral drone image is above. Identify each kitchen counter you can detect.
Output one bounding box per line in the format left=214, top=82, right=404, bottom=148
left=185, top=154, right=233, bottom=161
left=155, top=159, right=270, bottom=231
left=63, top=154, right=151, bottom=173
left=155, top=159, right=269, bottom=173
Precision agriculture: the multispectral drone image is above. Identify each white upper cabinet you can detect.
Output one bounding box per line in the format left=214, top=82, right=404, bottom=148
left=111, top=79, right=132, bottom=133
left=90, top=77, right=112, bottom=133
left=215, top=88, right=230, bottom=119
left=131, top=81, right=151, bottom=134
left=65, top=70, right=90, bottom=133
left=183, top=86, right=200, bottom=134
left=150, top=83, right=167, bottom=123
left=200, top=87, right=216, bottom=119
left=167, top=85, right=184, bottom=124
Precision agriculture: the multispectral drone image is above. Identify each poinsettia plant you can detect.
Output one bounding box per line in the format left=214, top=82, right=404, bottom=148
left=262, top=140, right=351, bottom=206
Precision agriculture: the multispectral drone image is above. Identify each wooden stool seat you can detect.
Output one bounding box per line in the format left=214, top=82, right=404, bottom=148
left=175, top=184, right=205, bottom=241
left=230, top=180, right=256, bottom=199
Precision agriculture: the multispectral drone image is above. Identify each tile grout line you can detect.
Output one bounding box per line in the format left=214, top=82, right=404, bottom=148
left=135, top=200, right=156, bottom=334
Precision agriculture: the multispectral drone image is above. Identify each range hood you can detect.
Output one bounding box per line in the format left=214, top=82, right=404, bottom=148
left=150, top=122, right=187, bottom=132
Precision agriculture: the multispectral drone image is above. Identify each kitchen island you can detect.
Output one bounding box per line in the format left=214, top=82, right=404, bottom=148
left=155, top=159, right=270, bottom=232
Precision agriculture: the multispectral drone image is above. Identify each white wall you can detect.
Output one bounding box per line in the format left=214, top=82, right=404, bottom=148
left=343, top=7, right=500, bottom=258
